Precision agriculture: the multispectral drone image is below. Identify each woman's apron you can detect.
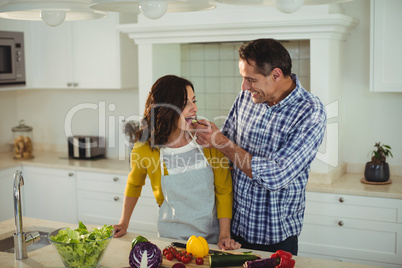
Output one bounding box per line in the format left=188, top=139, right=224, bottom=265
left=158, top=139, right=220, bottom=244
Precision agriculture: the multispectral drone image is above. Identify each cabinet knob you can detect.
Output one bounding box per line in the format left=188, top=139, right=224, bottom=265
left=113, top=177, right=119, bottom=182
left=73, top=82, right=78, bottom=87
left=114, top=197, right=119, bottom=201
left=338, top=221, right=344, bottom=226
left=339, top=197, right=344, bottom=203
left=68, top=172, right=74, bottom=177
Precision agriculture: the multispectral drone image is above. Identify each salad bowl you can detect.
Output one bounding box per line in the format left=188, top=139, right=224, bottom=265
left=48, top=222, right=114, bottom=268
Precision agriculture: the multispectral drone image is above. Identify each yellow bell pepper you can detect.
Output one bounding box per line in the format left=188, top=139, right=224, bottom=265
left=186, top=235, right=209, bottom=258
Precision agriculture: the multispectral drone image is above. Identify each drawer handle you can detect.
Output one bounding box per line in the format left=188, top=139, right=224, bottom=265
left=339, top=197, right=344, bottom=203
left=114, top=197, right=120, bottom=201
left=338, top=220, right=344, bottom=226
left=68, top=172, right=74, bottom=177
left=113, top=177, right=119, bottom=182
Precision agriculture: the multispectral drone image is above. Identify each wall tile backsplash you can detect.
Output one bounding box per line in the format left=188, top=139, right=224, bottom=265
left=181, top=40, right=310, bottom=127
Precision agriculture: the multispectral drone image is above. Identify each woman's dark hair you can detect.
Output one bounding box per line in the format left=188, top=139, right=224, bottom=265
left=136, top=75, right=194, bottom=148
left=238, top=38, right=292, bottom=77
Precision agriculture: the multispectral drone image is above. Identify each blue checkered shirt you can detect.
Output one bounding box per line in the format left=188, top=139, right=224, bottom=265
left=222, top=74, right=326, bottom=245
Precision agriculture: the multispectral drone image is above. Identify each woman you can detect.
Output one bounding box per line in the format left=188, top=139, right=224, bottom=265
left=113, top=75, right=240, bottom=250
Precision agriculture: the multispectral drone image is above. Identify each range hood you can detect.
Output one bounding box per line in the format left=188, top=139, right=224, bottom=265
left=118, top=3, right=358, bottom=176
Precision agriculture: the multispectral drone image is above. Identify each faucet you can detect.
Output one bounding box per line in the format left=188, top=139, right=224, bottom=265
left=13, top=170, right=41, bottom=260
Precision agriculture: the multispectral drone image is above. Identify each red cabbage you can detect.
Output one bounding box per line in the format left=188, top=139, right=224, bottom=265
left=129, top=241, right=162, bottom=268
left=244, top=258, right=276, bottom=268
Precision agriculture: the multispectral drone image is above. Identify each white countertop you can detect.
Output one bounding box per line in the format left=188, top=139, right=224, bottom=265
left=0, top=217, right=377, bottom=268
left=1, top=150, right=401, bottom=200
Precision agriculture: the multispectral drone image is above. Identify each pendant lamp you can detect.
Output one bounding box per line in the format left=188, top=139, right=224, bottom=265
left=0, top=0, right=106, bottom=27
left=90, top=0, right=216, bottom=20
left=215, top=0, right=352, bottom=14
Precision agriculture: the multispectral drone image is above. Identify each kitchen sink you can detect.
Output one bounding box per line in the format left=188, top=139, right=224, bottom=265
left=0, top=231, right=50, bottom=253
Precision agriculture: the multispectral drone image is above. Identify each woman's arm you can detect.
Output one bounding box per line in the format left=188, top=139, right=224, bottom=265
left=217, top=217, right=241, bottom=250
left=113, top=195, right=139, bottom=237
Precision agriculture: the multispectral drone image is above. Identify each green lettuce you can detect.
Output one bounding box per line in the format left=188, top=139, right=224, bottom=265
left=50, top=222, right=114, bottom=268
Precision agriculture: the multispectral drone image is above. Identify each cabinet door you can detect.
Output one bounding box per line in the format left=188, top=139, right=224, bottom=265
left=370, top=0, right=402, bottom=92
left=27, top=14, right=122, bottom=89
left=0, top=167, right=21, bottom=222
left=72, top=13, right=121, bottom=89
left=28, top=22, right=74, bottom=88
left=76, top=170, right=158, bottom=235
left=22, top=166, right=77, bottom=224
left=299, top=192, right=402, bottom=266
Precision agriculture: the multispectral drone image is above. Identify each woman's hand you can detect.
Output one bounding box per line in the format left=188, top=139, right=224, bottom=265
left=218, top=237, right=242, bottom=250
left=112, top=223, right=128, bottom=238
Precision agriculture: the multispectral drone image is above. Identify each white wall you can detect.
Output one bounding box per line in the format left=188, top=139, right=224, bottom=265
left=0, top=91, right=18, bottom=152
left=341, top=0, right=402, bottom=174
left=0, top=88, right=139, bottom=159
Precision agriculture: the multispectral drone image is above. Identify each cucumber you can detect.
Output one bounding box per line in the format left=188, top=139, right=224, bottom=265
left=209, top=254, right=259, bottom=267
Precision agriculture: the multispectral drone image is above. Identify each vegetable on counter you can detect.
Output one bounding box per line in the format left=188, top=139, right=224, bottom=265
left=244, top=257, right=276, bottom=268
left=129, top=241, right=162, bottom=268
left=49, top=222, right=114, bottom=268
left=132, top=235, right=149, bottom=248
left=172, top=263, right=187, bottom=268
left=209, top=254, right=259, bottom=267
left=270, top=250, right=295, bottom=268
left=186, top=235, right=209, bottom=258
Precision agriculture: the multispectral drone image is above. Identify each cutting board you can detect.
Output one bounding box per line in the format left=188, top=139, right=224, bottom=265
left=159, top=245, right=250, bottom=268
left=160, top=255, right=210, bottom=268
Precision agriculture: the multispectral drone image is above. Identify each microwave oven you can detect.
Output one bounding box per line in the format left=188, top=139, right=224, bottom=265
left=0, top=31, right=26, bottom=85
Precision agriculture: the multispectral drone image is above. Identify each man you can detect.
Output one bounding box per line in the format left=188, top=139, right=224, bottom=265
left=194, top=38, right=326, bottom=255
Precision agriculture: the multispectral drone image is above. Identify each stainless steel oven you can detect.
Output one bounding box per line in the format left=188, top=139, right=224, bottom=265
left=0, top=31, right=26, bottom=85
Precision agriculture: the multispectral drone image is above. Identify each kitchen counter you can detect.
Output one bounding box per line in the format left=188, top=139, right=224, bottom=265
left=0, top=151, right=131, bottom=175
left=1, top=150, right=401, bottom=199
left=0, top=217, right=378, bottom=268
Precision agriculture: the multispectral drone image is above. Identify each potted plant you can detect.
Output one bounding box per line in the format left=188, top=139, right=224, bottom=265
left=364, top=142, right=393, bottom=182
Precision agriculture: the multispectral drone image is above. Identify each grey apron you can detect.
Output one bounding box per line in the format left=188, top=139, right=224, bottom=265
left=158, top=140, right=220, bottom=244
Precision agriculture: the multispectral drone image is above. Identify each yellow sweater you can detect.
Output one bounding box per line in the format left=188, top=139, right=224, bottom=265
left=124, top=142, right=233, bottom=219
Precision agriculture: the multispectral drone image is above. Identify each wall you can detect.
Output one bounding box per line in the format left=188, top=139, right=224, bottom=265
left=341, top=0, right=402, bottom=174
left=0, top=88, right=139, bottom=160
left=0, top=91, right=18, bottom=152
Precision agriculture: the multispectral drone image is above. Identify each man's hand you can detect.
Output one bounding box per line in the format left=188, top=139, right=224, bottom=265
left=193, top=119, right=253, bottom=178
left=193, top=119, right=227, bottom=149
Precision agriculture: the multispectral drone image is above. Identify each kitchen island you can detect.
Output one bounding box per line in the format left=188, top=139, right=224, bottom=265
left=1, top=151, right=401, bottom=267
left=0, top=217, right=377, bottom=268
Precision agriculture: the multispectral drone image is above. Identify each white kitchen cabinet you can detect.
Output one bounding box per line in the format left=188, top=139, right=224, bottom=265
left=370, top=0, right=402, bottom=92
left=76, top=171, right=158, bottom=236
left=299, top=191, right=402, bottom=267
left=27, top=13, right=137, bottom=89
left=21, top=166, right=78, bottom=224
left=0, top=166, right=21, bottom=222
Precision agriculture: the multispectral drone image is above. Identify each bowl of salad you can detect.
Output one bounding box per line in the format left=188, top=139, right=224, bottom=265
left=48, top=222, right=115, bottom=268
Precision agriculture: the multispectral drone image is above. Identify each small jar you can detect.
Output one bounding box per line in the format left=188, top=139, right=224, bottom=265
left=12, top=120, right=34, bottom=159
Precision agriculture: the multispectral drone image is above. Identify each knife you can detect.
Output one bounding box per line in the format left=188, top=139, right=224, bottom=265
left=171, top=242, right=237, bottom=255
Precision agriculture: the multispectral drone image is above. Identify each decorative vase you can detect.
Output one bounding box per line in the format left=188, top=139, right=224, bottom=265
left=364, top=162, right=390, bottom=182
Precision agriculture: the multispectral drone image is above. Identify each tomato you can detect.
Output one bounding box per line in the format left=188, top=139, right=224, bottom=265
left=195, top=257, right=204, bottom=265
left=163, top=248, right=169, bottom=256
left=166, top=253, right=174, bottom=261
left=181, top=255, right=191, bottom=264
